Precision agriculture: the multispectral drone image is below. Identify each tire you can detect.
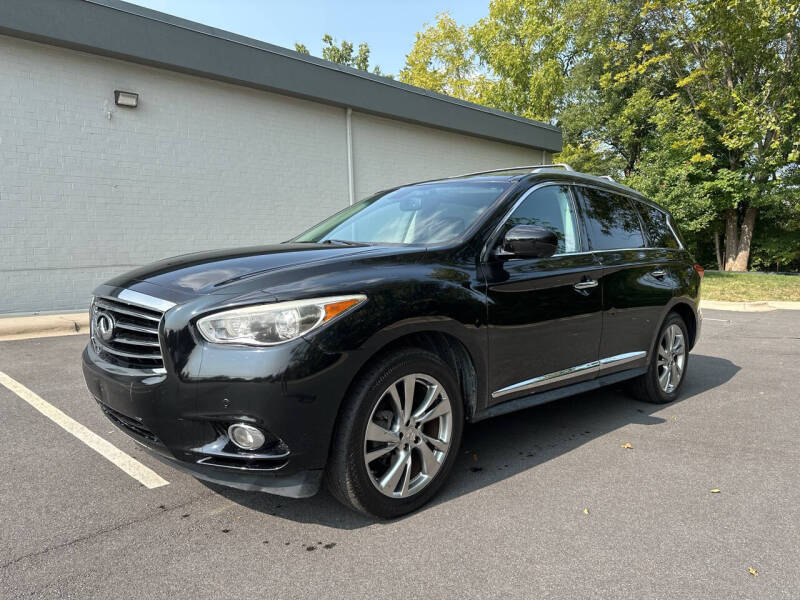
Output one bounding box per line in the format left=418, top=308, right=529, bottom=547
left=326, top=347, right=464, bottom=518
left=630, top=311, right=690, bottom=404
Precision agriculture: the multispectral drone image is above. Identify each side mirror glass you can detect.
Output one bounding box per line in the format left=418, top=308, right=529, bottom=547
left=500, top=225, right=559, bottom=259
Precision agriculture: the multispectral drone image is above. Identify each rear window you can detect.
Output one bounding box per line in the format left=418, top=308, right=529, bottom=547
left=636, top=202, right=679, bottom=249
left=577, top=187, right=645, bottom=250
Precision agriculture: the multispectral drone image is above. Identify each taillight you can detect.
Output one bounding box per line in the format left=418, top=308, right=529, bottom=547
left=693, top=264, right=704, bottom=279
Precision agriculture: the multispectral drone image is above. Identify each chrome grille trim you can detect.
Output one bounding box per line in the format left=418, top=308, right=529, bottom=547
left=113, top=336, right=162, bottom=348
left=94, top=338, right=164, bottom=360
left=117, top=288, right=177, bottom=312
left=94, top=298, right=161, bottom=322
left=91, top=291, right=173, bottom=373
left=113, top=322, right=159, bottom=335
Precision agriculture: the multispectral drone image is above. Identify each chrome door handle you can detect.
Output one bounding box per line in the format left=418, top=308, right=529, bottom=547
left=573, top=279, right=598, bottom=290
left=651, top=270, right=666, bottom=278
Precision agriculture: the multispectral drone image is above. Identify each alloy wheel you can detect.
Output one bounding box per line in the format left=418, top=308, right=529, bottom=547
left=657, top=324, right=686, bottom=393
left=363, top=373, right=453, bottom=498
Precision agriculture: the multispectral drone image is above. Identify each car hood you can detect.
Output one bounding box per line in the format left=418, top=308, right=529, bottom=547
left=103, top=243, right=383, bottom=296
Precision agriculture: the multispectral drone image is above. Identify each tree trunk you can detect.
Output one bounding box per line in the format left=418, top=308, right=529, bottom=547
left=714, top=230, right=723, bottom=271
left=724, top=207, right=757, bottom=272
left=724, top=210, right=739, bottom=271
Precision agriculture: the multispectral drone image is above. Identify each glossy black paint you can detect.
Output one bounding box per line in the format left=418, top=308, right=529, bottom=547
left=484, top=250, right=604, bottom=399
left=502, top=225, right=559, bottom=258
left=82, top=170, right=701, bottom=498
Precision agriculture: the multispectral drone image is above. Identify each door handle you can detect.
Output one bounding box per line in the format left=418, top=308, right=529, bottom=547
left=651, top=269, right=666, bottom=278
left=573, top=279, right=598, bottom=290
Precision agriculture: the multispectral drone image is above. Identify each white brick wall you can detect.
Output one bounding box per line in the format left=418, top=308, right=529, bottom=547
left=0, top=35, right=550, bottom=314
left=352, top=112, right=548, bottom=199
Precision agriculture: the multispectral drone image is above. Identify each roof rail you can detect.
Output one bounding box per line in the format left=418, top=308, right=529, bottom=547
left=600, top=175, right=615, bottom=182
left=534, top=163, right=574, bottom=172
left=446, top=162, right=574, bottom=179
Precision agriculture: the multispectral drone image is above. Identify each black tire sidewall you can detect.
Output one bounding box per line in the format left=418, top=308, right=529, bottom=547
left=647, top=313, right=690, bottom=403
left=330, top=349, right=464, bottom=519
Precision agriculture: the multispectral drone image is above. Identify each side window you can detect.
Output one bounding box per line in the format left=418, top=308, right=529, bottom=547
left=636, top=202, right=679, bottom=249
left=505, top=185, right=580, bottom=254
left=578, top=187, right=645, bottom=250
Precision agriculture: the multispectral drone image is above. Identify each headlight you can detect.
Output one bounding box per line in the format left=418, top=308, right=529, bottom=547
left=196, top=295, right=366, bottom=346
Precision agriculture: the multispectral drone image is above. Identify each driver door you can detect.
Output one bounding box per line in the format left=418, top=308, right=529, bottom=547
left=484, top=184, right=604, bottom=405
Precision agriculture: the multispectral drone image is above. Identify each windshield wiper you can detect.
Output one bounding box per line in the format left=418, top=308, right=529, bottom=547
left=320, top=239, right=365, bottom=246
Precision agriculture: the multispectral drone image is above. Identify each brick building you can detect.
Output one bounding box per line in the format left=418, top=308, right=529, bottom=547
left=0, top=0, right=562, bottom=313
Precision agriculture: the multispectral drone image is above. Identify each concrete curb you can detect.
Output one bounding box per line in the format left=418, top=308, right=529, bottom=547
left=1, top=300, right=799, bottom=341
left=0, top=312, right=90, bottom=341
left=701, top=300, right=800, bottom=312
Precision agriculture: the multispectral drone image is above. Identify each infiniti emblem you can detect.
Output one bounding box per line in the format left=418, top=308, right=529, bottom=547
left=95, top=312, right=115, bottom=342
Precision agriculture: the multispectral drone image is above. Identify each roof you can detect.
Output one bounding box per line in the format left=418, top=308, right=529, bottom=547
left=422, top=167, right=649, bottom=200
left=523, top=168, right=646, bottom=198
left=0, top=0, right=563, bottom=153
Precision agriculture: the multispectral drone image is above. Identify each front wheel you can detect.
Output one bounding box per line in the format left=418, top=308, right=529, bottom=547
left=630, top=312, right=689, bottom=404
left=326, top=347, right=464, bottom=518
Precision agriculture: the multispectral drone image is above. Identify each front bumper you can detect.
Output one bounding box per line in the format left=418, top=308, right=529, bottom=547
left=82, top=312, right=359, bottom=497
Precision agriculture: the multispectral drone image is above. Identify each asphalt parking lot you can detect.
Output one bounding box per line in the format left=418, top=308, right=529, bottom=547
left=1, top=308, right=798, bottom=599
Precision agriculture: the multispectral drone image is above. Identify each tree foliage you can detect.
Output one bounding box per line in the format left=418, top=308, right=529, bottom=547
left=295, top=35, right=388, bottom=76
left=400, top=1, right=800, bottom=270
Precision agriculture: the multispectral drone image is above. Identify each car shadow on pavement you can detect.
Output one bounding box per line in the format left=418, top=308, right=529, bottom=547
left=210, top=353, right=739, bottom=529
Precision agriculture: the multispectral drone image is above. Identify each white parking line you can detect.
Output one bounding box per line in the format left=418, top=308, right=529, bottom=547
left=0, top=371, right=169, bottom=489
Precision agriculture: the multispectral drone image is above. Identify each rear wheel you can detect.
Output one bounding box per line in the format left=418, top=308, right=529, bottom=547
left=630, top=312, right=689, bottom=404
left=326, top=347, right=463, bottom=518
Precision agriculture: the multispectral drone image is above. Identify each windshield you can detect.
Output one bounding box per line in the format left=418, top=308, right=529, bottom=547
left=293, top=180, right=510, bottom=245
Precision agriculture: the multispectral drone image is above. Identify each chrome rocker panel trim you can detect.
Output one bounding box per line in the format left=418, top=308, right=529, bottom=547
left=492, top=351, right=647, bottom=400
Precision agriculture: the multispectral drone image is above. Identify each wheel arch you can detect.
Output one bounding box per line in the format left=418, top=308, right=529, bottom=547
left=346, top=330, right=481, bottom=422
left=669, top=301, right=698, bottom=349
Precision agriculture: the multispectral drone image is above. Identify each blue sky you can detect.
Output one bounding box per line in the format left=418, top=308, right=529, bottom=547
left=127, top=0, right=489, bottom=75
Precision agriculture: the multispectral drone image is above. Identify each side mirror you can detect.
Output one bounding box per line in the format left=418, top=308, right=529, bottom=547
left=500, top=225, right=559, bottom=259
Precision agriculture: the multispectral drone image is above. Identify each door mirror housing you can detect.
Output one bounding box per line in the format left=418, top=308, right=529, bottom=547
left=500, top=225, right=559, bottom=259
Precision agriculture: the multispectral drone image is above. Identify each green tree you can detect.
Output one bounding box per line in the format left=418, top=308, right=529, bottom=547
left=400, top=1, right=800, bottom=271
left=399, top=13, right=486, bottom=100
left=295, top=35, right=388, bottom=76
left=640, top=0, right=800, bottom=270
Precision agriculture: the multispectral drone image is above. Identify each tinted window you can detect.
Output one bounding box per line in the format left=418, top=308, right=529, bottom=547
left=578, top=187, right=645, bottom=250
left=505, top=185, right=580, bottom=254
left=636, top=202, right=679, bottom=248
left=294, top=180, right=509, bottom=245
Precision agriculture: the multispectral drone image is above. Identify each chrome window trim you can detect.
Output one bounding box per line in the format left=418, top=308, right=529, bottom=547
left=575, top=183, right=684, bottom=251
left=491, top=351, right=647, bottom=399
left=481, top=181, right=586, bottom=262
left=629, top=197, right=684, bottom=251
left=573, top=185, right=649, bottom=252
left=483, top=181, right=684, bottom=262
left=665, top=216, right=684, bottom=250
left=548, top=248, right=658, bottom=258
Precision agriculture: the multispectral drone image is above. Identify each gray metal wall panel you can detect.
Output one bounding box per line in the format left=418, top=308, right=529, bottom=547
left=0, top=0, right=562, bottom=152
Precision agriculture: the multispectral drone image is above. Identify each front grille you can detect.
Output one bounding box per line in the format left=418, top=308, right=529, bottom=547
left=91, top=296, right=165, bottom=372
left=97, top=399, right=160, bottom=445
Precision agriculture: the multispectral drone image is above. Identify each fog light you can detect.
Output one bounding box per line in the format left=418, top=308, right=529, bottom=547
left=228, top=423, right=266, bottom=450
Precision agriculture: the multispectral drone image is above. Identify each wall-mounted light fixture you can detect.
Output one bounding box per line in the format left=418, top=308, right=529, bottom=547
left=114, top=90, right=139, bottom=108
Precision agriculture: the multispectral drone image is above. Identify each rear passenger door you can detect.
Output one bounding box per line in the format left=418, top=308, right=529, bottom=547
left=575, top=186, right=674, bottom=376
left=635, top=200, right=685, bottom=283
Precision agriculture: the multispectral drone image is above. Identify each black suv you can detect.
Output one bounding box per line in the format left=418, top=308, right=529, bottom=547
left=82, top=165, right=702, bottom=518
